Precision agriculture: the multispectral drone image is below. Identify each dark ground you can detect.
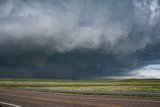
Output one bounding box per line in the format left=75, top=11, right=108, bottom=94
left=0, top=88, right=160, bottom=107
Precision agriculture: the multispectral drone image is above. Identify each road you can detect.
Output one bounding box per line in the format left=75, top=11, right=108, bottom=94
left=0, top=88, right=160, bottom=107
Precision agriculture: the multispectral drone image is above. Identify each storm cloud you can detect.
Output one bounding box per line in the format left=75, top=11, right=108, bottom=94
left=0, top=0, right=160, bottom=78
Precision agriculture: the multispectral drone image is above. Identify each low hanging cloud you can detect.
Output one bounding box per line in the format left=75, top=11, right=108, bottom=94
left=0, top=0, right=160, bottom=78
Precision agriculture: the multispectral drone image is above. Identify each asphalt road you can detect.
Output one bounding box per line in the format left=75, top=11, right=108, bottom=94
left=0, top=88, right=160, bottom=107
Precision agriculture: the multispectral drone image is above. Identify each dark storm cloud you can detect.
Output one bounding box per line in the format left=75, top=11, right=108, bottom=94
left=0, top=0, right=160, bottom=78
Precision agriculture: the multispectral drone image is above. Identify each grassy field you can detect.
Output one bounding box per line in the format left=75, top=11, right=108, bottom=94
left=0, top=78, right=160, bottom=97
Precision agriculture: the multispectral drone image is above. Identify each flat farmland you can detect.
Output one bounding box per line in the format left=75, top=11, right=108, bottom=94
left=0, top=78, right=160, bottom=97
left=1, top=78, right=160, bottom=107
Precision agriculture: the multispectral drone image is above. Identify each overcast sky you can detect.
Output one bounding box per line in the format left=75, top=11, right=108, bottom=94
left=0, top=0, right=160, bottom=79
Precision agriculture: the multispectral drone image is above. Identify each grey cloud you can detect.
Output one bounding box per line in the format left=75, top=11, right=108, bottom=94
left=0, top=0, right=160, bottom=78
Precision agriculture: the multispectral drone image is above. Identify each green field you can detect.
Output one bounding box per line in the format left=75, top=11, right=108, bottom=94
left=0, top=78, right=160, bottom=97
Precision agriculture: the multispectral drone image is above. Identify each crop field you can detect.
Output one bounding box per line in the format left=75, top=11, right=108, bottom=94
left=0, top=78, right=160, bottom=97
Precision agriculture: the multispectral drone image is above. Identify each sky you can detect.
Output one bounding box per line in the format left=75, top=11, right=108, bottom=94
left=0, top=0, right=160, bottom=79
